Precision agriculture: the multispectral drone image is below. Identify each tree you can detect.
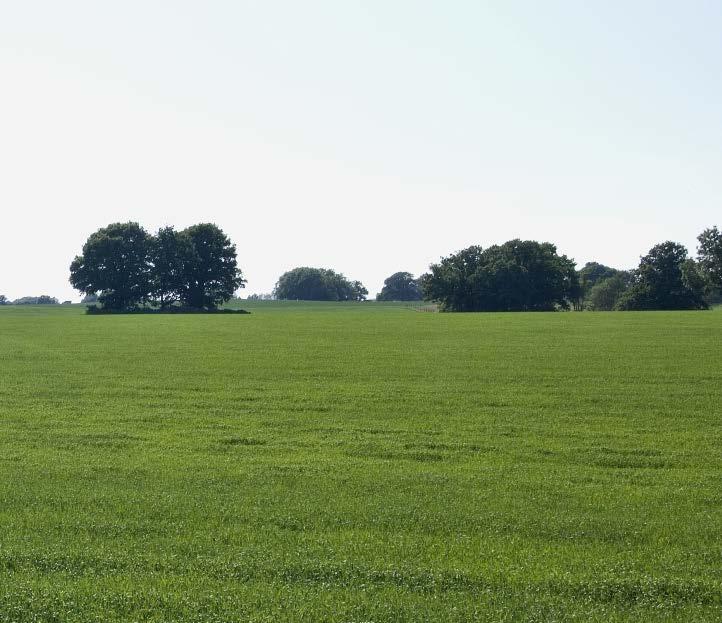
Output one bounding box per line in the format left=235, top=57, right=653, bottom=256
left=350, top=280, right=368, bottom=302
left=577, top=262, right=632, bottom=309
left=274, top=267, right=366, bottom=301
left=697, top=226, right=722, bottom=292
left=586, top=274, right=628, bottom=311
left=616, top=242, right=707, bottom=310
left=420, top=246, right=485, bottom=312
left=578, top=262, right=618, bottom=290
left=422, top=240, right=579, bottom=312
left=69, top=222, right=152, bottom=311
left=176, top=223, right=245, bottom=309
left=0, top=295, right=8, bottom=305
left=149, top=226, right=192, bottom=309
left=376, top=272, right=423, bottom=301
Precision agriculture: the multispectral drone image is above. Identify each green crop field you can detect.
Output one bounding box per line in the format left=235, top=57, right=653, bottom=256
left=0, top=302, right=720, bottom=622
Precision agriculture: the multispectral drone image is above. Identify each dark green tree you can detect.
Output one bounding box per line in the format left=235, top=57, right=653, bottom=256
left=149, top=226, right=193, bottom=309
left=577, top=262, right=632, bottom=309
left=420, top=246, right=486, bottom=312
left=616, top=242, right=707, bottom=310
left=0, top=295, right=9, bottom=305
left=176, top=223, right=245, bottom=309
left=579, top=262, right=615, bottom=287
left=349, top=280, right=368, bottom=302
left=422, top=240, right=579, bottom=312
left=697, top=226, right=722, bottom=292
left=578, top=262, right=626, bottom=292
left=274, top=267, right=365, bottom=301
left=376, top=272, right=423, bottom=301
left=69, top=222, right=151, bottom=310
left=586, top=274, right=628, bottom=311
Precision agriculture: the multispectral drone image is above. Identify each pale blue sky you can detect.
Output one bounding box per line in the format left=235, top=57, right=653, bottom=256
left=1, top=1, right=720, bottom=300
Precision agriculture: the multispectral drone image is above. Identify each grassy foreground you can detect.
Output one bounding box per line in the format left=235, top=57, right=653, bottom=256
left=0, top=302, right=720, bottom=622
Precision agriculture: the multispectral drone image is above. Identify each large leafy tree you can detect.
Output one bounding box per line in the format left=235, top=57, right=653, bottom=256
left=586, top=274, right=628, bottom=311
left=578, top=262, right=629, bottom=292
left=376, top=272, right=423, bottom=301
left=274, top=267, right=366, bottom=301
left=421, top=240, right=579, bottom=312
left=69, top=222, right=152, bottom=311
left=177, top=223, right=245, bottom=309
left=697, top=226, right=722, bottom=292
left=578, top=262, right=617, bottom=284
left=420, top=246, right=486, bottom=312
left=577, top=262, right=631, bottom=309
left=149, top=226, right=193, bottom=309
left=349, top=280, right=368, bottom=302
left=616, top=242, right=707, bottom=310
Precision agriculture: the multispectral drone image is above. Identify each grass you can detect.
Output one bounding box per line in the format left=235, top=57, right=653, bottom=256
left=0, top=302, right=720, bottom=622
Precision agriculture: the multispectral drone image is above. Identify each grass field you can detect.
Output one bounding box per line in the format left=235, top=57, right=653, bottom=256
left=0, top=302, right=720, bottom=622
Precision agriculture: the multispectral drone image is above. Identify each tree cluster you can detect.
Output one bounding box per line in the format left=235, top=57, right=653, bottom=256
left=26, top=222, right=722, bottom=313
left=615, top=242, right=707, bottom=310
left=69, top=222, right=245, bottom=311
left=576, top=230, right=720, bottom=311
left=0, top=295, right=59, bottom=305
left=578, top=263, right=633, bottom=311
left=273, top=267, right=367, bottom=301
left=419, top=228, right=721, bottom=313
left=421, top=240, right=580, bottom=312
left=376, top=272, right=423, bottom=301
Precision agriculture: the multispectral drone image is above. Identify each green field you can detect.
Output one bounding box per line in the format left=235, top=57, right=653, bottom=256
left=0, top=302, right=720, bottom=622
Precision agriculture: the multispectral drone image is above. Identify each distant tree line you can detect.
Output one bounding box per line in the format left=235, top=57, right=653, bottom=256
left=417, top=231, right=720, bottom=312
left=68, top=222, right=245, bottom=311
left=418, top=228, right=721, bottom=312
left=575, top=230, right=721, bottom=311
left=0, top=295, right=59, bottom=305
left=6, top=223, right=720, bottom=313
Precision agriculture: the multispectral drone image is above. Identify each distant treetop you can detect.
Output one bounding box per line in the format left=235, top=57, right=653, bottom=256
left=274, top=267, right=367, bottom=301
left=376, top=272, right=423, bottom=301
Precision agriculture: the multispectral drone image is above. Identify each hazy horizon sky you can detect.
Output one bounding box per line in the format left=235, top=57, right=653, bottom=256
left=1, top=1, right=720, bottom=301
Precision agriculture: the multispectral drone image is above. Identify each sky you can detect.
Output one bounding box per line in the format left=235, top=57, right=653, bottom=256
left=1, top=0, right=721, bottom=301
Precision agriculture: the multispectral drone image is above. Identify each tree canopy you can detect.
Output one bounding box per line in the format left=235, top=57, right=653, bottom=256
left=274, top=267, right=367, bottom=301
left=585, top=274, right=628, bottom=311
left=421, top=240, right=580, bottom=312
left=576, top=263, right=632, bottom=310
left=177, top=224, right=245, bottom=309
left=578, top=262, right=630, bottom=293
left=69, top=222, right=152, bottom=311
left=376, top=272, right=423, bottom=301
left=149, top=226, right=191, bottom=309
left=69, top=222, right=244, bottom=311
left=616, top=242, right=707, bottom=310
left=697, top=226, right=722, bottom=293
